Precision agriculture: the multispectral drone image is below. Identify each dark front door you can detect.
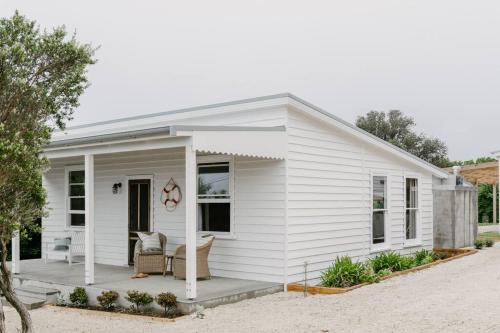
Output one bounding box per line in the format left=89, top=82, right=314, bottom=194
left=128, top=179, right=151, bottom=264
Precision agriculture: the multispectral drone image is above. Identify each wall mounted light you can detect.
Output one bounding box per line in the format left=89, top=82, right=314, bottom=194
left=112, top=182, right=122, bottom=194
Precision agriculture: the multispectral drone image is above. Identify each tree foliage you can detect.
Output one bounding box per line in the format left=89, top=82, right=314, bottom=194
left=356, top=110, right=450, bottom=167
left=478, top=184, right=499, bottom=223
left=445, top=156, right=497, bottom=168
left=0, top=12, right=95, bottom=332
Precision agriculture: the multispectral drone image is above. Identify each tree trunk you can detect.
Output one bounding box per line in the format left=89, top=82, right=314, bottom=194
left=0, top=239, right=33, bottom=333
left=0, top=299, right=6, bottom=333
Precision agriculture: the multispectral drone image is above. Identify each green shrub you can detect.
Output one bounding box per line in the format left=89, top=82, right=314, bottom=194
left=125, top=290, right=153, bottom=311
left=69, top=287, right=88, bottom=307
left=414, top=249, right=435, bottom=266
left=376, top=268, right=392, bottom=278
left=370, top=252, right=401, bottom=273
left=97, top=290, right=119, bottom=310
left=399, top=256, right=416, bottom=270
left=474, top=239, right=485, bottom=249
left=485, top=239, right=495, bottom=248
left=371, top=252, right=417, bottom=273
left=155, top=292, right=177, bottom=317
left=321, top=256, right=376, bottom=288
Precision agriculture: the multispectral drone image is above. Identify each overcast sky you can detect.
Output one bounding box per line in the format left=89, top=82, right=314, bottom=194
left=2, top=0, right=499, bottom=160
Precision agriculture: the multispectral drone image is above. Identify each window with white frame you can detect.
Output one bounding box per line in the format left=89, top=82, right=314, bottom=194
left=67, top=168, right=85, bottom=227
left=372, top=176, right=387, bottom=245
left=197, top=159, right=232, bottom=233
left=405, top=178, right=419, bottom=240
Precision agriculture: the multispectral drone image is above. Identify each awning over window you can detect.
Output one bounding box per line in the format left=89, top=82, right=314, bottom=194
left=170, top=125, right=286, bottom=160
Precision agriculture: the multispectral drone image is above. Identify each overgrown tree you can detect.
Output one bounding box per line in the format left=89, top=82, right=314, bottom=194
left=356, top=110, right=450, bottom=167
left=0, top=12, right=95, bottom=332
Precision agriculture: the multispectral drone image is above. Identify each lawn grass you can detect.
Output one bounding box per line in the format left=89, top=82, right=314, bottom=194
left=479, top=223, right=498, bottom=227
left=478, top=231, right=500, bottom=242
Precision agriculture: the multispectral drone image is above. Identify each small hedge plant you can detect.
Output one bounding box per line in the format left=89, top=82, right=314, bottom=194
left=69, top=287, right=88, bottom=307
left=321, top=256, right=378, bottom=288
left=125, top=290, right=153, bottom=311
left=97, top=290, right=119, bottom=310
left=485, top=239, right=494, bottom=248
left=370, top=252, right=414, bottom=273
left=414, top=249, right=435, bottom=266
left=156, top=292, right=177, bottom=317
left=474, top=239, right=485, bottom=249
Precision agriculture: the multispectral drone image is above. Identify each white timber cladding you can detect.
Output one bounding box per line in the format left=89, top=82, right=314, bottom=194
left=286, top=108, right=434, bottom=284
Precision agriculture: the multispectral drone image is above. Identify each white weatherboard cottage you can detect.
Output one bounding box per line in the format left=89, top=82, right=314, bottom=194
left=14, top=93, right=448, bottom=300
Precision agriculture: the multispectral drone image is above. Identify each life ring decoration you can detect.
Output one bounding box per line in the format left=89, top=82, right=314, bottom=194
left=160, top=178, right=182, bottom=212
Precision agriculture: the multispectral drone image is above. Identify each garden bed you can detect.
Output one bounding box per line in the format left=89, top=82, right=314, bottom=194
left=287, top=248, right=477, bottom=295
left=50, top=305, right=180, bottom=322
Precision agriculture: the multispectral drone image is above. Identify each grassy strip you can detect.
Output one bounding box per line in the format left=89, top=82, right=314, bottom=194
left=478, top=232, right=500, bottom=242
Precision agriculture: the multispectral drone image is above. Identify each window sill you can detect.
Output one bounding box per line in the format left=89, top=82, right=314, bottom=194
left=64, top=226, right=85, bottom=232
left=196, top=231, right=236, bottom=240
left=403, top=240, right=422, bottom=248
left=370, top=245, right=391, bottom=254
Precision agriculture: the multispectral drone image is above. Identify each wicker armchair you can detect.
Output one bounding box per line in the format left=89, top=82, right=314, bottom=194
left=173, top=236, right=214, bottom=280
left=134, top=232, right=167, bottom=276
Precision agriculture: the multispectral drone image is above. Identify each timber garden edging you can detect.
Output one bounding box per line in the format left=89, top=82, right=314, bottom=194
left=287, top=248, right=478, bottom=295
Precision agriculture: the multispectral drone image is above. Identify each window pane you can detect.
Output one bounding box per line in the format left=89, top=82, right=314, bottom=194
left=372, top=211, right=385, bottom=244
left=198, top=164, right=229, bottom=197
left=406, top=209, right=417, bottom=240
left=70, top=214, right=85, bottom=226
left=373, top=176, right=386, bottom=209
left=69, top=185, right=85, bottom=196
left=406, top=178, right=418, bottom=208
left=197, top=202, right=230, bottom=232
left=69, top=170, right=85, bottom=184
left=70, top=198, right=85, bottom=211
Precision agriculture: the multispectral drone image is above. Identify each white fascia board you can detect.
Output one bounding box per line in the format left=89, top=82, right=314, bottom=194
left=287, top=96, right=449, bottom=179
left=43, top=136, right=188, bottom=159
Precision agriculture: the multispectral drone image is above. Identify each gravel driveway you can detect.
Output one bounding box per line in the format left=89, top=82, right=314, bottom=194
left=5, top=246, right=500, bottom=333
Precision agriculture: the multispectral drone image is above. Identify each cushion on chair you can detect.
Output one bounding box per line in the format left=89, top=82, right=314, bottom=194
left=137, top=232, right=162, bottom=252
left=53, top=237, right=70, bottom=251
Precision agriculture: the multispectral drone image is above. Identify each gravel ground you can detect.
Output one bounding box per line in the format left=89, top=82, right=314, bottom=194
left=5, top=246, right=500, bottom=333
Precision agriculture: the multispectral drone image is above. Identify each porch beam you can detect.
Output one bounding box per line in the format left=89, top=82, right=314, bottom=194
left=84, top=154, right=95, bottom=285
left=43, top=136, right=189, bottom=160
left=11, top=231, right=20, bottom=274
left=185, top=143, right=197, bottom=299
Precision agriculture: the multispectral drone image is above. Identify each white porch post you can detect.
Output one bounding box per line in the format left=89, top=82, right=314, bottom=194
left=84, top=154, right=95, bottom=285
left=11, top=231, right=20, bottom=274
left=185, top=143, right=197, bottom=299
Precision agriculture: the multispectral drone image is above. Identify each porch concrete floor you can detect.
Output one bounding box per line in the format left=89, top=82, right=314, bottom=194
left=13, top=259, right=282, bottom=312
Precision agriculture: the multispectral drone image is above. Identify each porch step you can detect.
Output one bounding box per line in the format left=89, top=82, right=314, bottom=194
left=2, top=295, right=46, bottom=310
left=0, top=285, right=61, bottom=310
left=15, top=286, right=59, bottom=299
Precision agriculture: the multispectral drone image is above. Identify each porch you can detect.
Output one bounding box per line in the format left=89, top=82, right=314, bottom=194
left=12, top=259, right=283, bottom=314
left=10, top=124, right=288, bottom=303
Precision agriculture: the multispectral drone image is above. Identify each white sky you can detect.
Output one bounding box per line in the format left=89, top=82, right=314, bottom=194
left=2, top=0, right=499, bottom=160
